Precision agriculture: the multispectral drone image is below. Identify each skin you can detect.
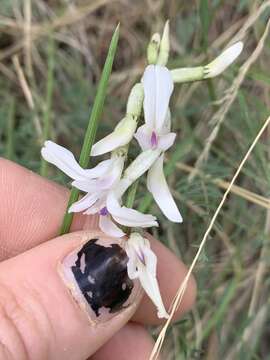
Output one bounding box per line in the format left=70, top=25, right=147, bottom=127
left=0, top=158, right=196, bottom=359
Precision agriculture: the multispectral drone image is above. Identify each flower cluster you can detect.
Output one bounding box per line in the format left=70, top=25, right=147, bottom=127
left=41, top=21, right=243, bottom=318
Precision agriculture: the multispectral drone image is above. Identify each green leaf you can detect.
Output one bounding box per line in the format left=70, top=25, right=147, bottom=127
left=60, top=24, right=120, bottom=235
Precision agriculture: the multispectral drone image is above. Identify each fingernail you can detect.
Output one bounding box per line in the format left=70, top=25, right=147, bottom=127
left=60, top=236, right=141, bottom=323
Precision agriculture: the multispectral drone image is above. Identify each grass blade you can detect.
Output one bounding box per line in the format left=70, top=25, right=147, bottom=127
left=60, top=24, right=120, bottom=235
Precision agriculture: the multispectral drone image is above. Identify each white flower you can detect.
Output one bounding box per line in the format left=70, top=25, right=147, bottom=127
left=134, top=65, right=182, bottom=223
left=41, top=141, right=158, bottom=237
left=135, top=65, right=175, bottom=150
left=125, top=232, right=169, bottom=319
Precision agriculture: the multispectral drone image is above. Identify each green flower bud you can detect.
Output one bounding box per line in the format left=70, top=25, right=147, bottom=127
left=147, top=33, right=161, bottom=64
left=126, top=83, right=144, bottom=117
left=157, top=20, right=170, bottom=66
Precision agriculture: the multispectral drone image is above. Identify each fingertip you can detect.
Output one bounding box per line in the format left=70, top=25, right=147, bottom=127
left=92, top=322, right=156, bottom=360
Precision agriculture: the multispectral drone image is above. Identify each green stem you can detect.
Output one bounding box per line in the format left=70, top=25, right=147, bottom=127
left=60, top=24, right=120, bottom=235
left=206, top=78, right=217, bottom=103
left=40, top=35, right=55, bottom=176
left=125, top=179, right=139, bottom=208
left=123, top=179, right=139, bottom=235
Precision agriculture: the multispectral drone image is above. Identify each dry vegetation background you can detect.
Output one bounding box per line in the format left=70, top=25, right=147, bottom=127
left=1, top=0, right=270, bottom=359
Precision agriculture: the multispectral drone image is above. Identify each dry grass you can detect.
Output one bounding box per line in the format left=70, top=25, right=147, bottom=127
left=1, top=1, right=270, bottom=359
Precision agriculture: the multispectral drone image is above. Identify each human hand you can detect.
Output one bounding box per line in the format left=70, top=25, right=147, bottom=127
left=0, top=158, right=196, bottom=360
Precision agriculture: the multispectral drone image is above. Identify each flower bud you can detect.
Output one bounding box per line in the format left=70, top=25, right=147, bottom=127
left=157, top=20, right=170, bottom=66
left=126, top=83, right=144, bottom=117
left=171, top=41, right=243, bottom=84
left=91, top=115, right=137, bottom=156
left=203, top=42, right=243, bottom=78
left=147, top=33, right=160, bottom=65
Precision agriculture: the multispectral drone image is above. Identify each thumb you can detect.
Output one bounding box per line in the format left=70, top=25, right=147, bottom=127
left=0, top=231, right=142, bottom=360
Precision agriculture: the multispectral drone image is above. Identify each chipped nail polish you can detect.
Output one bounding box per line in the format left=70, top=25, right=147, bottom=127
left=60, top=236, right=141, bottom=323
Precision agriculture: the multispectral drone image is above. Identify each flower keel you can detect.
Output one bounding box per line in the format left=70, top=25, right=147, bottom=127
left=125, top=233, right=169, bottom=319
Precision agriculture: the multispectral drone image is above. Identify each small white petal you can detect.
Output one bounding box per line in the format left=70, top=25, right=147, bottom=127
left=134, top=124, right=152, bottom=151
left=126, top=233, right=168, bottom=319
left=99, top=215, right=125, bottom=238
left=139, top=266, right=169, bottom=319
left=72, top=177, right=112, bottom=193
left=41, top=141, right=86, bottom=180
left=141, top=65, right=156, bottom=128
left=158, top=132, right=176, bottom=151
left=91, top=132, right=127, bottom=156
left=205, top=42, right=243, bottom=78
left=84, top=197, right=106, bottom=215
left=72, top=157, right=123, bottom=192
left=147, top=154, right=183, bottom=223
left=125, top=245, right=139, bottom=279
left=91, top=116, right=137, bottom=156
left=154, top=66, right=174, bottom=131
left=107, top=192, right=158, bottom=228
left=123, top=148, right=161, bottom=187
left=159, top=109, right=172, bottom=134
left=83, top=159, right=114, bottom=178
left=142, top=65, right=174, bottom=132
left=114, top=178, right=130, bottom=198
left=141, top=241, right=157, bottom=277
left=68, top=192, right=99, bottom=213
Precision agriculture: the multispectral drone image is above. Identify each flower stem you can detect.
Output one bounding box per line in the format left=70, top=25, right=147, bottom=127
left=123, top=179, right=139, bottom=235
left=60, top=24, right=120, bottom=235
left=125, top=179, right=139, bottom=209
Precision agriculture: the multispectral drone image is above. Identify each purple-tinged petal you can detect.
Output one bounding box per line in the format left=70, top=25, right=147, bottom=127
left=68, top=192, right=99, bottom=213
left=134, top=124, right=152, bottom=151
left=83, top=197, right=106, bottom=215
left=150, top=131, right=158, bottom=148
left=99, top=206, right=109, bottom=216
left=99, top=214, right=125, bottom=238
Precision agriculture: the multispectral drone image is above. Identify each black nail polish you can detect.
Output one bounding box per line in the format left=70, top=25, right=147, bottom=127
left=61, top=236, right=140, bottom=322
